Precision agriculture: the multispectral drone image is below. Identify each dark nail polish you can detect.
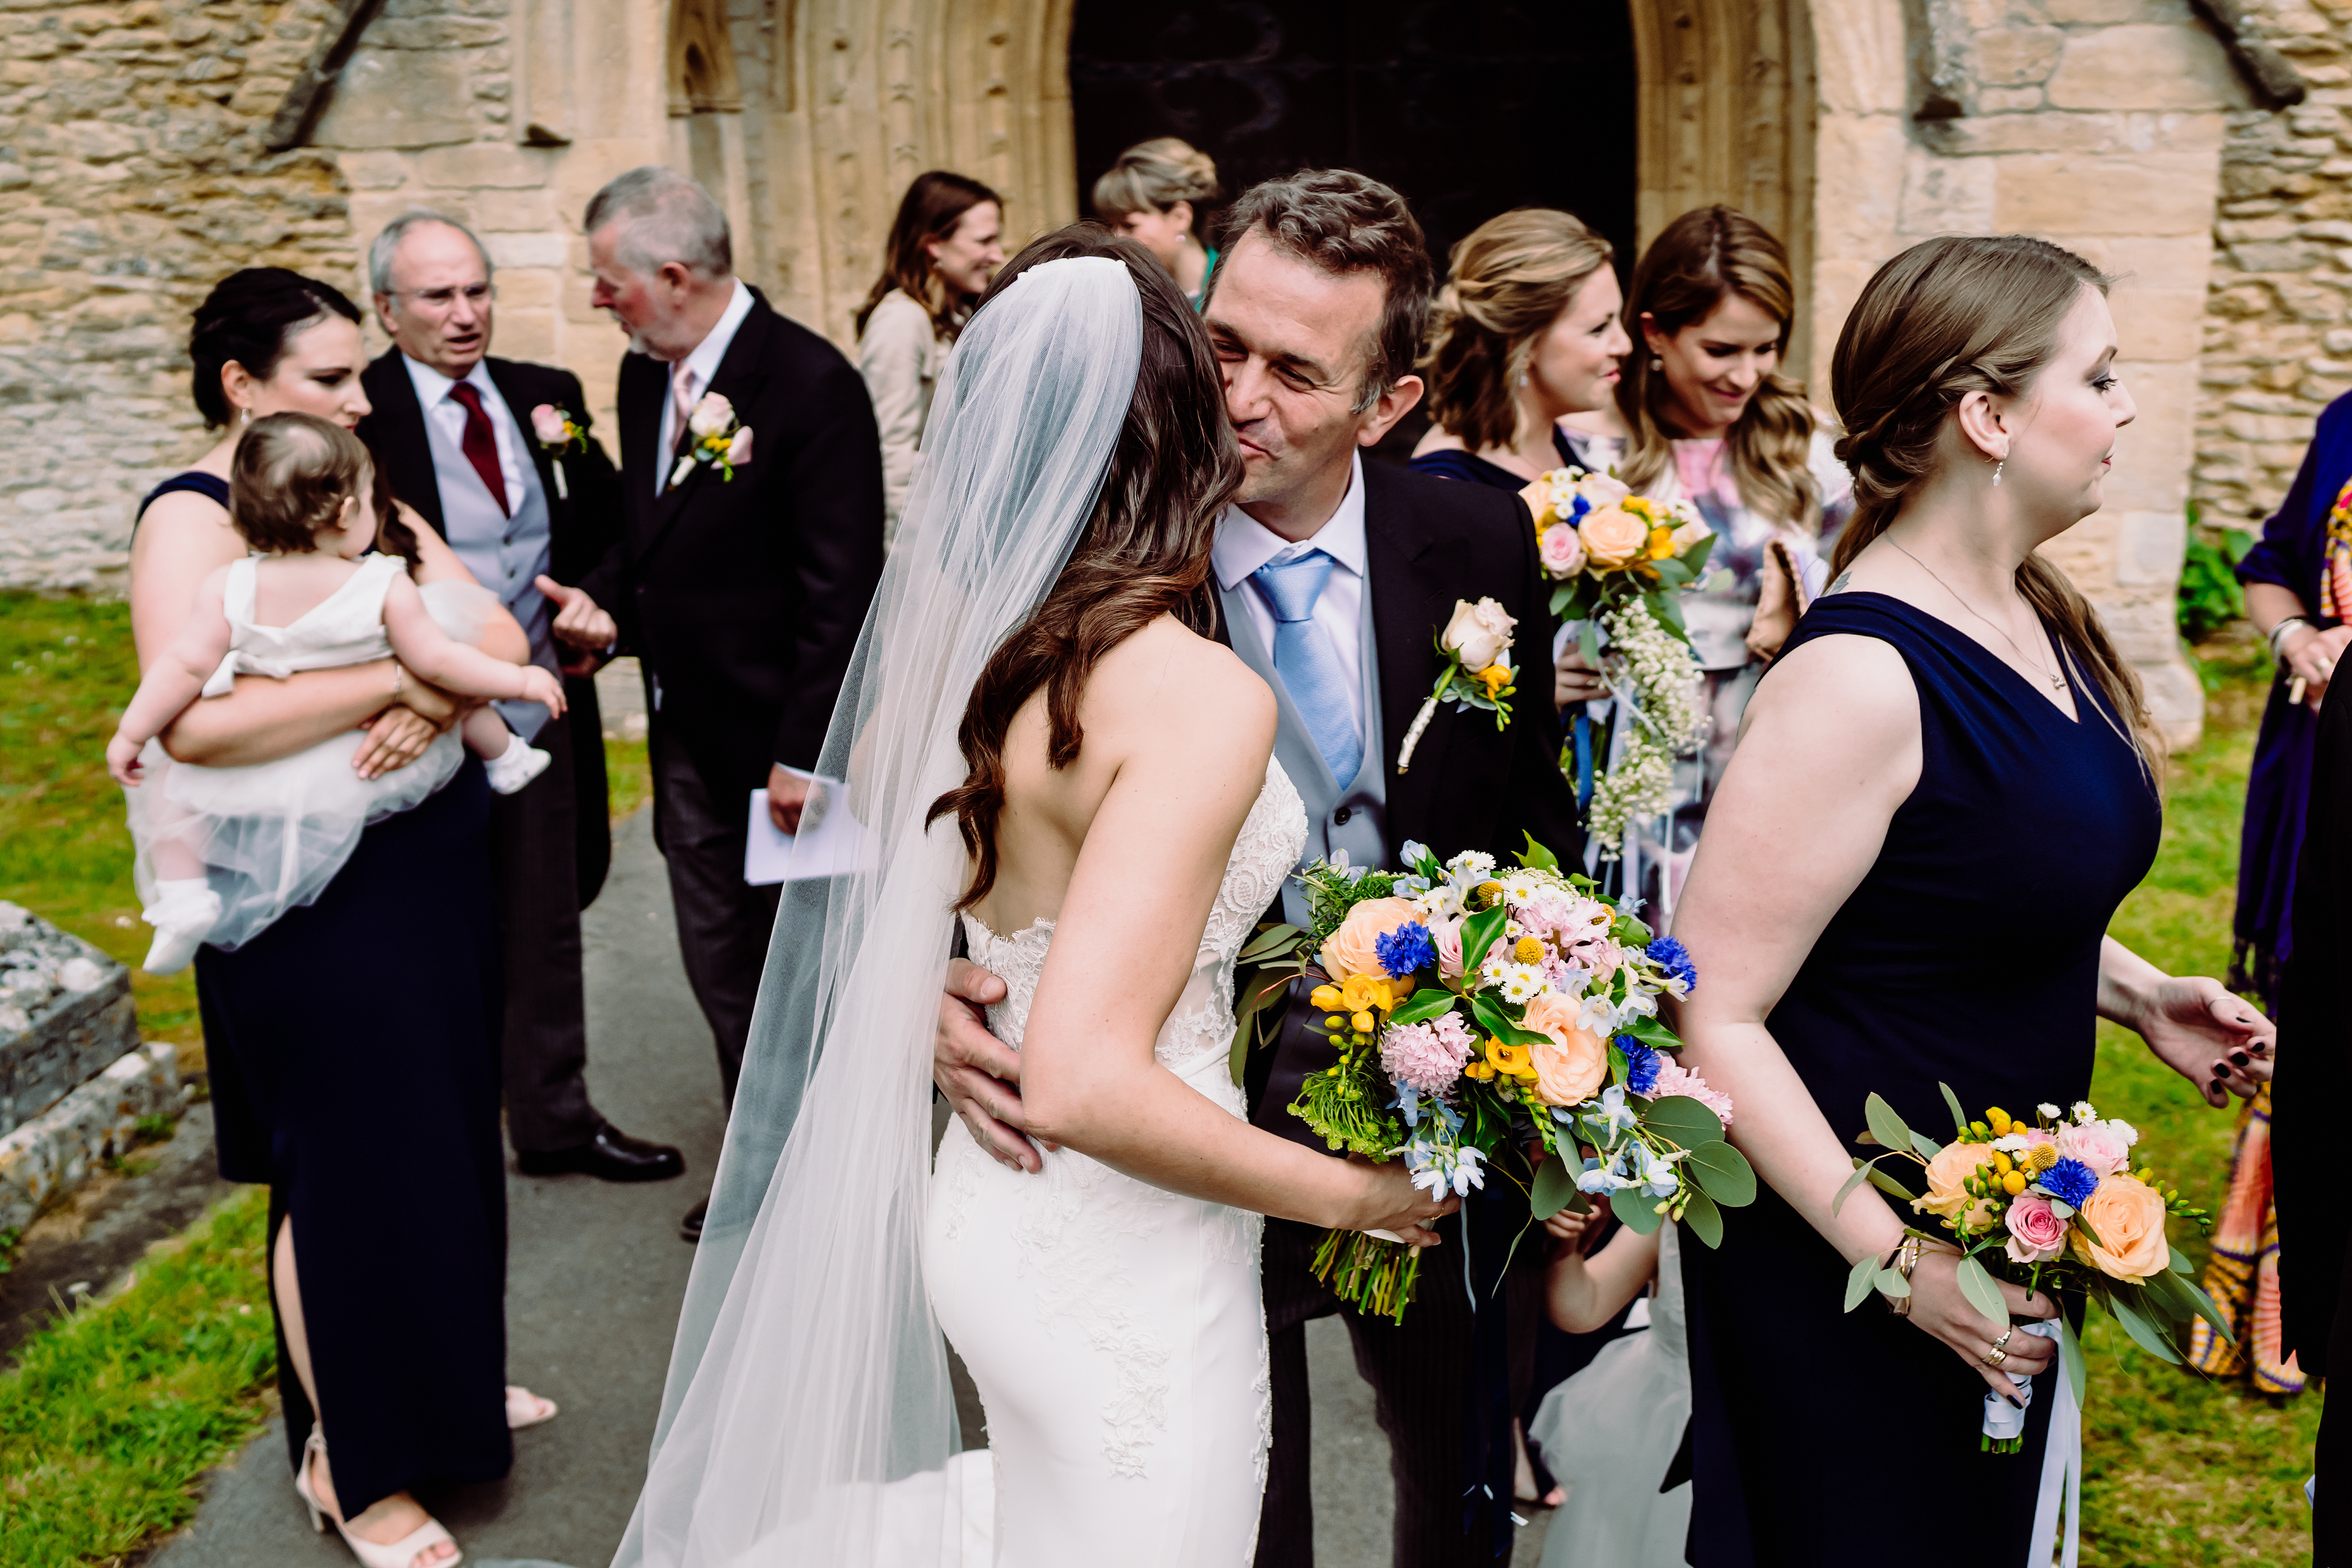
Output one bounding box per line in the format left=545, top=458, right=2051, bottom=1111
left=2232, top=1052, right=2250, bottom=1066
left=2004, top=1394, right=2022, bottom=1409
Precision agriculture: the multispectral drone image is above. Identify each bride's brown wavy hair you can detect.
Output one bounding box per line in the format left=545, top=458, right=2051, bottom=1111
left=927, top=225, right=1245, bottom=911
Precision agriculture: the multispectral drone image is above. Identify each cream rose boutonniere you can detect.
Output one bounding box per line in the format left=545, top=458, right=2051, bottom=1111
left=670, top=391, right=754, bottom=490
left=1396, top=596, right=1517, bottom=773
left=529, top=403, right=588, bottom=500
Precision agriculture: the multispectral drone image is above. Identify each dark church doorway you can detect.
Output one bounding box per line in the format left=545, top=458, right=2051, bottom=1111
left=1069, top=0, right=1637, bottom=456
left=1069, top=2, right=1638, bottom=267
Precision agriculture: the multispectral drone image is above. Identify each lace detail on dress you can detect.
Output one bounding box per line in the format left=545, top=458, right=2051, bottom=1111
left=949, top=755, right=1302, bottom=1484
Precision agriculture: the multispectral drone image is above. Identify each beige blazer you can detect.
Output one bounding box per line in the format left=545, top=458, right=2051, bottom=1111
left=855, top=289, right=942, bottom=543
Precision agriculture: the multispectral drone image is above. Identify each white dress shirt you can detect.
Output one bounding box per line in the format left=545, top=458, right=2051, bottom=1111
left=1211, top=451, right=1369, bottom=738
left=655, top=278, right=756, bottom=493
left=402, top=353, right=525, bottom=502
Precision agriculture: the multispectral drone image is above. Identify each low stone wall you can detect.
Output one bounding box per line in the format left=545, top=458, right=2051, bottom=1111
left=0, top=902, right=138, bottom=1137
left=0, top=1041, right=182, bottom=1234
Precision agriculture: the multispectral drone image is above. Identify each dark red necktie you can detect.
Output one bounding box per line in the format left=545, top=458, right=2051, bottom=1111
left=447, top=382, right=511, bottom=517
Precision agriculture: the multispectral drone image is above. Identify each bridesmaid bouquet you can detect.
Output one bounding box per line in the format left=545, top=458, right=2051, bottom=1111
left=1519, top=467, right=1714, bottom=858
left=1238, top=835, right=1752, bottom=1321
left=1838, top=1091, right=2227, bottom=1452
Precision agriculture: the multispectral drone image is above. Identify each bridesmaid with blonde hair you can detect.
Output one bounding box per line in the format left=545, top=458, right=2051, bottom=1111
left=1091, top=137, right=1221, bottom=305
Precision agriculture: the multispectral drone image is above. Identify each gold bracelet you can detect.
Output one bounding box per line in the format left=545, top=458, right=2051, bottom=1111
left=1885, top=1235, right=1923, bottom=1317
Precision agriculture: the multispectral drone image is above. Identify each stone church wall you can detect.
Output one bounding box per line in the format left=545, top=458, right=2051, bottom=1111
left=0, top=0, right=357, bottom=592
left=2195, top=0, right=2352, bottom=536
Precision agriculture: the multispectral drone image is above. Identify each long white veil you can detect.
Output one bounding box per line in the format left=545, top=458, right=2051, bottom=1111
left=614, top=255, right=1144, bottom=1565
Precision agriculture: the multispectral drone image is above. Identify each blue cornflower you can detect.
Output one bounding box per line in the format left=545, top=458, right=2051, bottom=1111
left=1375, top=921, right=1438, bottom=979
left=2039, top=1157, right=2100, bottom=1209
left=1647, top=936, right=1697, bottom=992
left=1618, top=1038, right=1662, bottom=1095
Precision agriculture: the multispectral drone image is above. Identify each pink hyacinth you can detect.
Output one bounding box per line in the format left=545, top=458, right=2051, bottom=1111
left=1651, top=1060, right=1733, bottom=1128
left=1382, top=1012, right=1474, bottom=1095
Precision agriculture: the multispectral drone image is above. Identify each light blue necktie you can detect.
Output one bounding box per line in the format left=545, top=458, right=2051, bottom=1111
left=1251, top=549, right=1362, bottom=785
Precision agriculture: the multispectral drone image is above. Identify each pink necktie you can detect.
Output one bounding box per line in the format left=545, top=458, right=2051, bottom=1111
left=670, top=365, right=699, bottom=459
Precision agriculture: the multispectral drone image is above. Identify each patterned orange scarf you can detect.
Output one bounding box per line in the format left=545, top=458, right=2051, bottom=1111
left=2322, top=473, right=2352, bottom=621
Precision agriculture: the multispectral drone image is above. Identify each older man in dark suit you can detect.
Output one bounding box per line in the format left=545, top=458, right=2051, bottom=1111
left=539, top=168, right=887, bottom=1241
left=357, top=210, right=683, bottom=1186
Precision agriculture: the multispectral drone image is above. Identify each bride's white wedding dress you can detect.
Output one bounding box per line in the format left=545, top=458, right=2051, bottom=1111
left=923, top=754, right=1306, bottom=1566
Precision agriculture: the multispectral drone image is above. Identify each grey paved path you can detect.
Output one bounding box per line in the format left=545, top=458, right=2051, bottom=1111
left=146, top=807, right=1552, bottom=1567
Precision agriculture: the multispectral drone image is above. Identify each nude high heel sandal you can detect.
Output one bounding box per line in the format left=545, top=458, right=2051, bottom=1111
left=293, top=1429, right=464, bottom=1568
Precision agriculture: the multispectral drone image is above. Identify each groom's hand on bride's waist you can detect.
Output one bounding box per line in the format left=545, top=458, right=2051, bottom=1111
left=937, top=958, right=1056, bottom=1173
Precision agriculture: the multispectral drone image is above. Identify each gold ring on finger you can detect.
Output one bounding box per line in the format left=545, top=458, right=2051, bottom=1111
left=1982, top=1345, right=2007, bottom=1368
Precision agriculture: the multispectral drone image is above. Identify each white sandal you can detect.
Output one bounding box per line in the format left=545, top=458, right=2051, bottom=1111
left=293, top=1430, right=464, bottom=1568
left=505, top=1384, right=558, bottom=1430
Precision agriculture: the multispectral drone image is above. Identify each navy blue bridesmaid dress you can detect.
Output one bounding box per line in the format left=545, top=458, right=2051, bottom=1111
left=1681, top=592, right=2160, bottom=1564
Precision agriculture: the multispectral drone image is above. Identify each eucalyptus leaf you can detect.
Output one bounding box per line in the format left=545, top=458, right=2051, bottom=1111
left=1909, top=1131, right=1946, bottom=1162
left=2179, top=1273, right=2238, bottom=1346
left=1876, top=1267, right=1910, bottom=1299
left=1652, top=558, right=1693, bottom=589
left=1579, top=618, right=1601, bottom=667
left=2058, top=1316, right=2088, bottom=1409
left=1614, top=1189, right=1665, bottom=1236
left=1550, top=584, right=1574, bottom=618
left=1645, top=592, right=1693, bottom=645
left=2105, top=1287, right=2184, bottom=1365
left=2135, top=1271, right=2195, bottom=1324
left=1854, top=1131, right=1883, bottom=1148
left=1531, top=1154, right=1580, bottom=1221
left=1939, top=1082, right=1970, bottom=1139
left=1389, top=989, right=1460, bottom=1026
left=1685, top=1141, right=1757, bottom=1206
left=1680, top=1187, right=1724, bottom=1248
left=1643, top=1095, right=1728, bottom=1149
left=1238, top=923, right=1304, bottom=963
left=1863, top=1094, right=1914, bottom=1159
left=1832, top=1159, right=1877, bottom=1218
left=1863, top=1166, right=1919, bottom=1202
left=1844, top=1252, right=1882, bottom=1313
left=1954, top=1255, right=2009, bottom=1328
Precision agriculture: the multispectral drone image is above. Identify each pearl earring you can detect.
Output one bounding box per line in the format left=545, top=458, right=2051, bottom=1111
left=1649, top=355, right=1662, bottom=371
left=1991, top=456, right=2005, bottom=486
left=1518, top=373, right=1530, bottom=388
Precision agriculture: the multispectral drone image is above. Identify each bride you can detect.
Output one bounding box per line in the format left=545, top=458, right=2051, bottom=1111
left=613, top=231, right=1453, bottom=1566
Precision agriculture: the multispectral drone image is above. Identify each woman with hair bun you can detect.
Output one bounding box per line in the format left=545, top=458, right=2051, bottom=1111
left=130, top=269, right=550, bottom=1568
left=1560, top=207, right=1852, bottom=913
left=1091, top=136, right=1221, bottom=305
left=1667, top=234, right=2272, bottom=1566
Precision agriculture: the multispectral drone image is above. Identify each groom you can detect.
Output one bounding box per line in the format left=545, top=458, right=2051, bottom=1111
left=935, top=170, right=1582, bottom=1564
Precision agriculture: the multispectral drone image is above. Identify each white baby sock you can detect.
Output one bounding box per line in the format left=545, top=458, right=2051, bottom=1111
left=142, top=877, right=221, bottom=975
left=484, top=731, right=552, bottom=795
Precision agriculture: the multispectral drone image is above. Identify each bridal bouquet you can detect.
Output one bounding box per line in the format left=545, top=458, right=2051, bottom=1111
left=1243, top=835, right=1752, bottom=1321
left=1839, top=1091, right=2227, bottom=1452
left=1520, top=468, right=1714, bottom=857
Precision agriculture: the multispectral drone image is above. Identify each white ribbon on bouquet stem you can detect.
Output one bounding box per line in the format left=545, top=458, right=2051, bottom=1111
left=1979, top=1318, right=2079, bottom=1567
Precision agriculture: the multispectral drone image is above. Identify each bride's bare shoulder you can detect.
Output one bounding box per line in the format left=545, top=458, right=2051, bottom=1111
left=1088, top=614, right=1277, bottom=768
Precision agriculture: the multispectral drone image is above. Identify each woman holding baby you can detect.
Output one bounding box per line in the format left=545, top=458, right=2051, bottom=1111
left=126, top=267, right=549, bottom=1568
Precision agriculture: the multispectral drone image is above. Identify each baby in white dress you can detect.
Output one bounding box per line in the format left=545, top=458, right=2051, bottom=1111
left=108, top=412, right=565, bottom=973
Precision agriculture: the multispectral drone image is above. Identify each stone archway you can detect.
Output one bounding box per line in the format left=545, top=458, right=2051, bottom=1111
left=1631, top=0, right=1818, bottom=380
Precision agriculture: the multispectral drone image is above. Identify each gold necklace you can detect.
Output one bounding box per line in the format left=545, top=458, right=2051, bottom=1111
left=1886, top=537, right=2068, bottom=693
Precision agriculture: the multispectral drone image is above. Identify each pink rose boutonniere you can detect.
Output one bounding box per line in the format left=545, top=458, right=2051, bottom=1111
left=671, top=391, right=754, bottom=490
left=529, top=403, right=588, bottom=500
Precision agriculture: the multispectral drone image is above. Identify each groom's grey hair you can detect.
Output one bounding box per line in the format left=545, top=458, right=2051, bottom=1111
left=1211, top=169, right=1433, bottom=414
left=368, top=210, right=495, bottom=299
left=585, top=167, right=733, bottom=279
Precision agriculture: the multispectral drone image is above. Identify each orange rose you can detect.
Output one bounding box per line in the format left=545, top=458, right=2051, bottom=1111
left=1318, top=897, right=1424, bottom=982
left=1578, top=507, right=1652, bottom=570
left=2070, top=1174, right=2171, bottom=1283
left=1518, top=991, right=1609, bottom=1106
left=1912, top=1142, right=2000, bottom=1227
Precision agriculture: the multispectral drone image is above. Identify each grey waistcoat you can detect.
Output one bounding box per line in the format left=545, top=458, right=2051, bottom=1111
left=1219, top=576, right=1389, bottom=930
left=422, top=398, right=557, bottom=738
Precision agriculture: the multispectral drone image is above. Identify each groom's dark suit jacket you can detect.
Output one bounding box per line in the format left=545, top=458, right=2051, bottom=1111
left=1225, top=457, right=1584, bottom=1147
left=577, top=286, right=886, bottom=802
left=358, top=350, right=621, bottom=903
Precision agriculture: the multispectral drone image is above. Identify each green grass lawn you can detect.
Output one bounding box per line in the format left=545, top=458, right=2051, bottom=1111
left=0, top=590, right=2325, bottom=1563
left=2081, top=656, right=2318, bottom=1566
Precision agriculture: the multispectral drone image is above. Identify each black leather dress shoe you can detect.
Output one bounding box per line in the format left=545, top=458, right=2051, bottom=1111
left=516, top=1124, right=686, bottom=1183
left=679, top=1196, right=708, bottom=1244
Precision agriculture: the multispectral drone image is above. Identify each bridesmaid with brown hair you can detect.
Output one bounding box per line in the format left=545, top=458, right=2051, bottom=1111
left=1558, top=205, right=1852, bottom=919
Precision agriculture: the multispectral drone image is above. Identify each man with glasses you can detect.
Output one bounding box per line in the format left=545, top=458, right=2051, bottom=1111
left=359, top=210, right=686, bottom=1186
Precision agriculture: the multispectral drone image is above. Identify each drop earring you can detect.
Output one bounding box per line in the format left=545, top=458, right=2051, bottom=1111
left=1992, top=456, right=2005, bottom=486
